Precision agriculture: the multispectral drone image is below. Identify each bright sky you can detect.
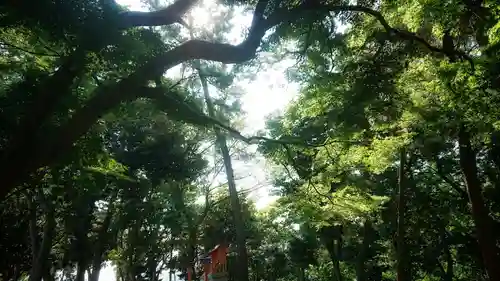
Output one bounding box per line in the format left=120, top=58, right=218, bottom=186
left=97, top=0, right=299, bottom=280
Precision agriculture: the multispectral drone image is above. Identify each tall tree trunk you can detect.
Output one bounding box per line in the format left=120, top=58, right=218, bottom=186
left=396, top=148, right=410, bottom=281
left=27, top=197, right=39, bottom=272
left=319, top=226, right=343, bottom=281
left=116, top=266, right=126, bottom=281
left=29, top=197, right=56, bottom=281
left=329, top=245, right=343, bottom=281
left=76, top=263, right=86, bottom=281
left=457, top=126, right=500, bottom=280
left=297, top=268, right=305, bottom=281
left=42, top=267, right=54, bottom=281
left=126, top=222, right=141, bottom=281
left=443, top=242, right=453, bottom=281
left=356, top=221, right=373, bottom=281
left=198, top=68, right=249, bottom=281
left=187, top=227, right=198, bottom=279
left=89, top=193, right=117, bottom=281
left=74, top=200, right=94, bottom=281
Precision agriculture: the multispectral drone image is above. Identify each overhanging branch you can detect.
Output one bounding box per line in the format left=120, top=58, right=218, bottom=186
left=54, top=1, right=470, bottom=155
left=1, top=0, right=201, bottom=170
left=118, top=0, right=199, bottom=28
left=122, top=3, right=475, bottom=84
left=322, top=5, right=475, bottom=70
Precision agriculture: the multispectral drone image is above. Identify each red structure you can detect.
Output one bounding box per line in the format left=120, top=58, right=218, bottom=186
left=187, top=244, right=228, bottom=281
left=187, top=267, right=192, bottom=281
left=208, top=244, right=228, bottom=274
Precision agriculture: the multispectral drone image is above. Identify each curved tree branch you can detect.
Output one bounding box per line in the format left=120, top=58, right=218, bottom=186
left=0, top=42, right=60, bottom=57
left=0, top=0, right=202, bottom=182
left=118, top=0, right=198, bottom=28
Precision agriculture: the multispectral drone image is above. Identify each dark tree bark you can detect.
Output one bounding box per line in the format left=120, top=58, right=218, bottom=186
left=76, top=263, right=86, bottom=281
left=458, top=126, right=500, bottom=281
left=42, top=268, right=55, bottom=281
left=396, top=148, right=410, bottom=281
left=29, top=193, right=56, bottom=281
left=187, top=227, right=198, bottom=280
left=28, top=197, right=39, bottom=271
left=89, top=193, right=117, bottom=281
left=356, top=221, right=374, bottom=281
left=318, top=225, right=343, bottom=281
left=297, top=268, right=305, bottom=281
left=443, top=242, right=454, bottom=281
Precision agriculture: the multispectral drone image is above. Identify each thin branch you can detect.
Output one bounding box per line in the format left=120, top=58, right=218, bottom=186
left=321, top=5, right=475, bottom=71
left=281, top=162, right=299, bottom=181
left=208, top=182, right=266, bottom=208
left=0, top=42, right=60, bottom=57
left=428, top=164, right=468, bottom=201
left=309, top=179, right=335, bottom=205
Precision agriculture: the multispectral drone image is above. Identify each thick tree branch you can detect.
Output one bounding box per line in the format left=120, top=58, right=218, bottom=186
left=123, top=3, right=474, bottom=84
left=118, top=0, right=199, bottom=28
left=43, top=84, right=158, bottom=162
left=0, top=0, right=201, bottom=182
left=25, top=0, right=278, bottom=164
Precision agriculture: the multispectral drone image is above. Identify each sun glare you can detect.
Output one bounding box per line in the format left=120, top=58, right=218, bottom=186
left=188, top=0, right=216, bottom=29
left=96, top=1, right=300, bottom=279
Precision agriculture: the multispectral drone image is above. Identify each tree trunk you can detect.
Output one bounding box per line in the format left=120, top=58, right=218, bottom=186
left=329, top=244, right=342, bottom=281
left=297, top=268, right=305, bottom=281
left=458, top=126, right=500, bottom=280
left=319, top=226, right=343, bottom=281
left=187, top=228, right=198, bottom=279
left=198, top=68, right=249, bottom=281
left=356, top=221, right=373, bottom=281
left=42, top=267, right=54, bottom=281
left=76, top=263, right=86, bottom=281
left=90, top=264, right=102, bottom=281
left=396, top=148, right=410, bottom=281
left=329, top=247, right=343, bottom=281
left=29, top=197, right=56, bottom=281
left=89, top=193, right=117, bottom=281
left=27, top=197, right=39, bottom=271
left=443, top=242, right=453, bottom=281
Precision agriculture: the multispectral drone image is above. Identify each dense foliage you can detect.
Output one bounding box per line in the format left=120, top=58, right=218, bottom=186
left=1, top=0, right=500, bottom=281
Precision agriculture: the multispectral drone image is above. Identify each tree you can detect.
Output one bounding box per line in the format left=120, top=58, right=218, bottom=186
left=2, top=0, right=500, bottom=281
left=0, top=0, right=480, bottom=199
